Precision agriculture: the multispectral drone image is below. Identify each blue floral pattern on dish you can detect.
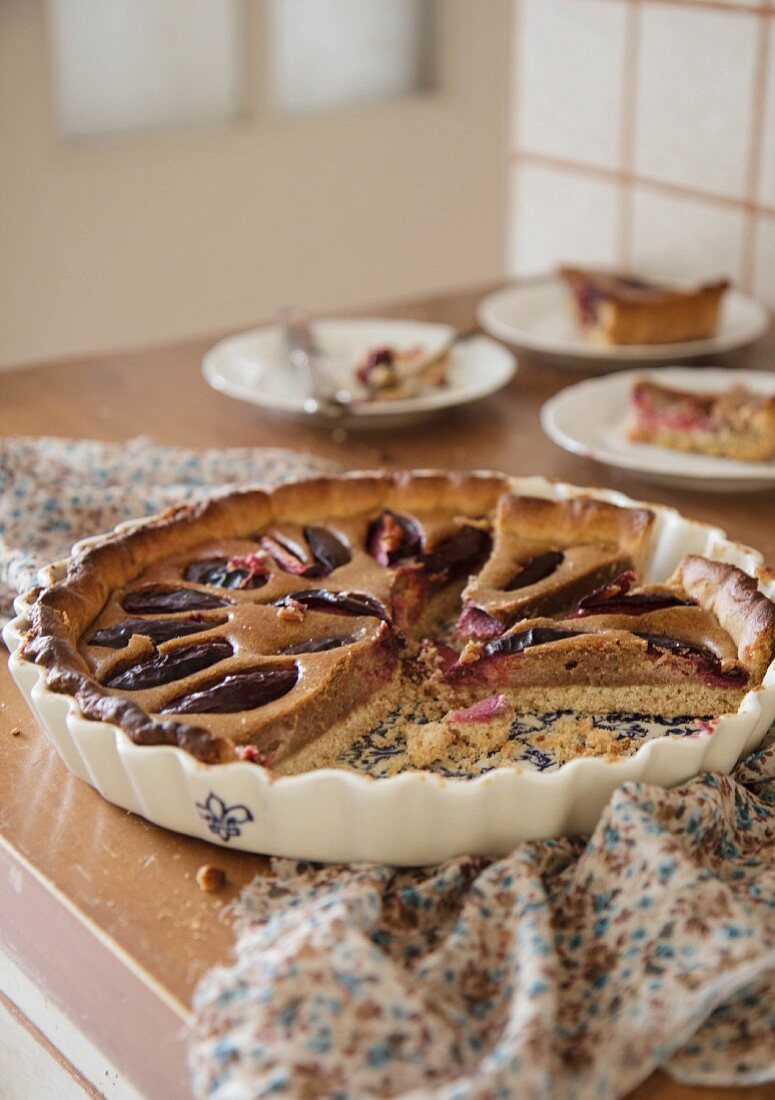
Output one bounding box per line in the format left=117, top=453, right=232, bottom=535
left=196, top=793, right=254, bottom=842
left=340, top=708, right=711, bottom=778
left=0, top=435, right=336, bottom=624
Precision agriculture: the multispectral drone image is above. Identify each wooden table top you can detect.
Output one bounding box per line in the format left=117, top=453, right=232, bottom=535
left=1, top=282, right=773, bottom=1100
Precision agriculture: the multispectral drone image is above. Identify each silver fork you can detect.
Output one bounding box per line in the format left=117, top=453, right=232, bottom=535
left=280, top=310, right=354, bottom=417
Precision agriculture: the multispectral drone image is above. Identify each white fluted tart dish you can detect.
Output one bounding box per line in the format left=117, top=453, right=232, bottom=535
left=4, top=471, right=775, bottom=865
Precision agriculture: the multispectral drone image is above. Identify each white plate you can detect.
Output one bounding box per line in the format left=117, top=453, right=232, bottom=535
left=541, top=367, right=775, bottom=492
left=478, top=277, right=770, bottom=371
left=202, top=318, right=517, bottom=428
left=5, top=474, right=775, bottom=865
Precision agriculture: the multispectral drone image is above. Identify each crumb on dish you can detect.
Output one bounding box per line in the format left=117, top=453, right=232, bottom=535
left=533, top=716, right=631, bottom=764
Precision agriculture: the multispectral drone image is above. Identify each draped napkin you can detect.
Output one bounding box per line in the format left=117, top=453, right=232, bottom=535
left=190, top=736, right=775, bottom=1100
left=0, top=435, right=337, bottom=624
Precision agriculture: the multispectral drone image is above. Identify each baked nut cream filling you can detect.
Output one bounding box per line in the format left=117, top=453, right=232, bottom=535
left=20, top=473, right=775, bottom=776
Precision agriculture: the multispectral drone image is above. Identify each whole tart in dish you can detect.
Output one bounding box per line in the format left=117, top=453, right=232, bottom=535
left=628, top=378, right=775, bottom=462
left=19, top=472, right=775, bottom=776
left=560, top=267, right=729, bottom=346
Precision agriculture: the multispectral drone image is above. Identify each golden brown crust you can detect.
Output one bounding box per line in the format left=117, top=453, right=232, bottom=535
left=269, top=475, right=388, bottom=523
left=496, top=494, right=654, bottom=572
left=386, top=470, right=509, bottom=515
left=669, top=555, right=775, bottom=681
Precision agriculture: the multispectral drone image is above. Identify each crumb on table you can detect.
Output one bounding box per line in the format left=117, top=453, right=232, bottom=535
left=196, top=865, right=226, bottom=893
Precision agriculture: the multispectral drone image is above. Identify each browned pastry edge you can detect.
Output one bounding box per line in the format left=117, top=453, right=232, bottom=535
left=669, top=555, right=775, bottom=681
left=496, top=494, right=655, bottom=573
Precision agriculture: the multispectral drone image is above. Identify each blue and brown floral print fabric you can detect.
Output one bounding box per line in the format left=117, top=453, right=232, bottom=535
left=0, top=435, right=336, bottom=623
left=191, top=734, right=775, bottom=1099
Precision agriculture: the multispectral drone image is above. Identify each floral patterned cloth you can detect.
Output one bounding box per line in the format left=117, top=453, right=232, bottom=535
left=190, top=734, right=775, bottom=1099
left=0, top=435, right=336, bottom=624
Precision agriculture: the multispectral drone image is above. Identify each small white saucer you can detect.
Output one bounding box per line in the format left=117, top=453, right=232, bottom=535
left=478, top=277, right=770, bottom=371
left=202, top=318, right=516, bottom=429
left=541, top=367, right=775, bottom=492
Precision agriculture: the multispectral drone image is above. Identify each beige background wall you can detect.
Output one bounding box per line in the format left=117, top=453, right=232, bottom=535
left=0, top=0, right=512, bottom=368
left=509, top=0, right=775, bottom=308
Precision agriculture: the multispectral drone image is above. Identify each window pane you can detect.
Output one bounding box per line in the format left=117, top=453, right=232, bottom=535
left=47, top=0, right=242, bottom=138
left=269, top=0, right=432, bottom=114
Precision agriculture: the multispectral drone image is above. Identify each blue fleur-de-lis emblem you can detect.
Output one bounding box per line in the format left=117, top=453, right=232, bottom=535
left=196, top=792, right=254, bottom=842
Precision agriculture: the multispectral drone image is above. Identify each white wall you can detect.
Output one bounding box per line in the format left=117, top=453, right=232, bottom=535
left=509, top=0, right=775, bottom=307
left=0, top=1, right=512, bottom=367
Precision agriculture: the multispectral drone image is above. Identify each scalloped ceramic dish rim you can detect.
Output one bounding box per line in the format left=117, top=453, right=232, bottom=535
left=5, top=471, right=775, bottom=799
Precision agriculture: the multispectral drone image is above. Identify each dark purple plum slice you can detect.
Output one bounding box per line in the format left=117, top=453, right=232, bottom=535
left=122, top=586, right=231, bottom=613
left=304, top=526, right=352, bottom=572
left=637, top=633, right=715, bottom=661
left=278, top=635, right=357, bottom=655
left=637, top=633, right=748, bottom=687
left=184, top=559, right=268, bottom=590
left=417, top=527, right=492, bottom=580
left=366, top=511, right=422, bottom=567
left=105, top=640, right=233, bottom=691
left=160, top=665, right=298, bottom=714
left=577, top=592, right=697, bottom=617
left=574, top=571, right=695, bottom=617
left=484, top=625, right=584, bottom=658
left=274, top=589, right=389, bottom=622
left=504, top=551, right=564, bottom=591
left=261, top=535, right=324, bottom=577
left=89, top=614, right=219, bottom=649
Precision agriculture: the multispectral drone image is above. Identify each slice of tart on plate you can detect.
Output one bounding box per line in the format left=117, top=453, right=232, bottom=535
left=560, top=267, right=729, bottom=346
left=628, top=378, right=775, bottom=462
left=540, top=367, right=775, bottom=491
left=477, top=279, right=767, bottom=371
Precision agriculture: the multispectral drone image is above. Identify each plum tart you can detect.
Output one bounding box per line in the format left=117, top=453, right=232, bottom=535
left=20, top=472, right=775, bottom=775
left=560, top=267, right=729, bottom=346
left=628, top=379, right=775, bottom=462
